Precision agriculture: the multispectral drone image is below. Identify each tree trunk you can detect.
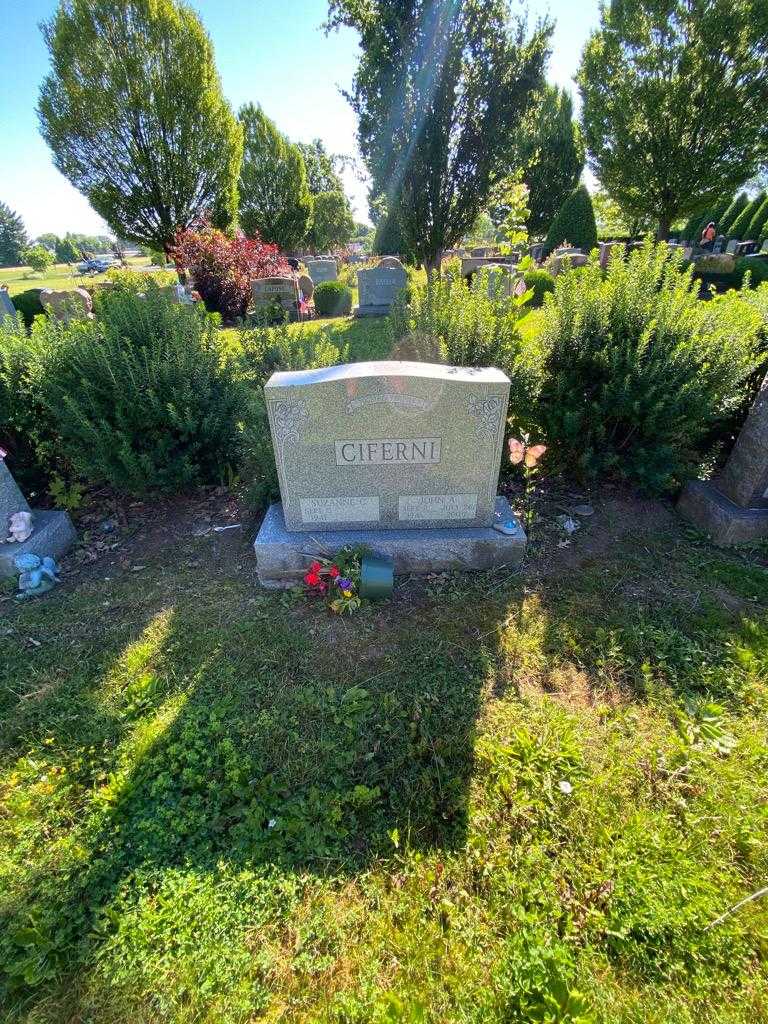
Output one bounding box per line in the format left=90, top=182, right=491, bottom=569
left=656, top=216, right=672, bottom=242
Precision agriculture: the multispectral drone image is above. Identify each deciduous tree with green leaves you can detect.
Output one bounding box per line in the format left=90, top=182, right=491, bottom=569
left=38, top=0, right=243, bottom=255
left=22, top=244, right=55, bottom=275
left=296, top=140, right=345, bottom=195
left=307, top=191, right=356, bottom=252
left=238, top=104, right=313, bottom=251
left=0, top=203, right=28, bottom=267
left=578, top=0, right=768, bottom=240
left=327, top=0, right=551, bottom=276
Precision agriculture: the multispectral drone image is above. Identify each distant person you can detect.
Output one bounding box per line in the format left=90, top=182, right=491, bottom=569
left=700, top=221, right=716, bottom=251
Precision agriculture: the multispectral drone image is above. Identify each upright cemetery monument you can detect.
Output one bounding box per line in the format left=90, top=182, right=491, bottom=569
left=678, top=369, right=768, bottom=544
left=0, top=458, right=77, bottom=578
left=253, top=361, right=526, bottom=586
left=355, top=263, right=408, bottom=317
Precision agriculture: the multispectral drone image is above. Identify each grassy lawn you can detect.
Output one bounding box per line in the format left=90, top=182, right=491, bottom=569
left=222, top=307, right=543, bottom=365
left=1, top=256, right=154, bottom=297
left=1, top=493, right=767, bottom=1022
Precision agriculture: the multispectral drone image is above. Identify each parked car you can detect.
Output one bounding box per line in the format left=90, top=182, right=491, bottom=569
left=77, top=257, right=119, bottom=274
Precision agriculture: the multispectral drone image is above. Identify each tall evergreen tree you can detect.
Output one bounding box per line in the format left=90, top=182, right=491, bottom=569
left=578, top=0, right=768, bottom=239
left=0, top=203, right=28, bottom=267
left=238, top=104, right=313, bottom=251
left=745, top=194, right=768, bottom=241
left=728, top=192, right=766, bottom=240
left=512, top=85, right=584, bottom=237
left=719, top=193, right=748, bottom=236
left=328, top=0, right=551, bottom=275
left=38, top=0, right=243, bottom=254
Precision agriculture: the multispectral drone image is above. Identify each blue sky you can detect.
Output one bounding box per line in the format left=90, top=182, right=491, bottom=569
left=0, top=0, right=600, bottom=238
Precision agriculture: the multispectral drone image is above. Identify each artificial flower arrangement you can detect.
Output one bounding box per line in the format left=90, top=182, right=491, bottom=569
left=303, top=545, right=368, bottom=614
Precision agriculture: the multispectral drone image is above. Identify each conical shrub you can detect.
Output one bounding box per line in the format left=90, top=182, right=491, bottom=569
left=543, top=185, right=598, bottom=256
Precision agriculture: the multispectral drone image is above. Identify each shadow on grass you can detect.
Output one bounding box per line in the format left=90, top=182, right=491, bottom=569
left=0, top=571, right=496, bottom=1011
left=1, top=527, right=764, bottom=1015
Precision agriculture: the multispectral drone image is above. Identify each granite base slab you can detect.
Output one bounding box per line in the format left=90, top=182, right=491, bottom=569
left=254, top=496, right=526, bottom=588
left=0, top=509, right=77, bottom=578
left=353, top=305, right=390, bottom=318
left=677, top=480, right=768, bottom=545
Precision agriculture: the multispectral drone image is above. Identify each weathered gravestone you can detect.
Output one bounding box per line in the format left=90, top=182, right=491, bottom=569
left=599, top=242, right=621, bottom=269
left=253, top=361, right=526, bottom=585
left=251, top=277, right=300, bottom=320
left=40, top=287, right=93, bottom=323
left=678, top=370, right=768, bottom=544
left=355, top=265, right=408, bottom=317
left=306, top=259, right=337, bottom=284
left=0, top=459, right=77, bottom=578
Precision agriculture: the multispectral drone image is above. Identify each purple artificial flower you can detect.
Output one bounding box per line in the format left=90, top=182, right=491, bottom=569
left=336, top=577, right=352, bottom=590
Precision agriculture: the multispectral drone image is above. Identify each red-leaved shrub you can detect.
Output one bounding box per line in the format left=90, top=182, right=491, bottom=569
left=171, top=224, right=290, bottom=322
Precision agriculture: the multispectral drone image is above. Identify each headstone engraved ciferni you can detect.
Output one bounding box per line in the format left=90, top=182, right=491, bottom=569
left=264, top=361, right=511, bottom=531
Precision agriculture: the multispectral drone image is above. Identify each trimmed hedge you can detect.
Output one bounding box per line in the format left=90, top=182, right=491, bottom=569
left=543, top=185, right=598, bottom=256
left=314, top=280, right=353, bottom=317
left=10, top=288, right=44, bottom=329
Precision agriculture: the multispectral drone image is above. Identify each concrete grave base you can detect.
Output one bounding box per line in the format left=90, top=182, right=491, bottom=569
left=353, top=305, right=390, bottom=318
left=254, top=496, right=526, bottom=588
left=0, top=509, right=77, bottom=578
left=677, top=480, right=768, bottom=545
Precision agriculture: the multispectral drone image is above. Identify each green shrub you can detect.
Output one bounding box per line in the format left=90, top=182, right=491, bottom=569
left=523, top=269, right=556, bottom=308
left=543, top=185, right=598, bottom=256
left=534, top=239, right=762, bottom=492
left=314, top=280, right=353, bottom=317
left=736, top=258, right=768, bottom=288
left=0, top=316, right=60, bottom=492
left=238, top=323, right=347, bottom=506
left=38, top=290, right=246, bottom=494
left=388, top=271, right=543, bottom=420
left=10, top=288, right=44, bottom=329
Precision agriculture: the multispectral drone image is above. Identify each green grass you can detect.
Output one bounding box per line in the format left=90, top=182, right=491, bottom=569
left=220, top=308, right=542, bottom=366
left=1, top=256, right=154, bottom=297
left=1, top=517, right=767, bottom=1022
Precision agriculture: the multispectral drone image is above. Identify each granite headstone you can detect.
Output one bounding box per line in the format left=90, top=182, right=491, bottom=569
left=251, top=276, right=300, bottom=320
left=306, top=259, right=337, bottom=284
left=355, top=266, right=407, bottom=317
left=254, top=360, right=526, bottom=583
left=0, top=288, right=16, bottom=322
left=264, top=361, right=510, bottom=531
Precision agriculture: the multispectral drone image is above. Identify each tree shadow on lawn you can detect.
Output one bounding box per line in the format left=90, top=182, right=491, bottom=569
left=0, top=570, right=497, bottom=1010
left=1, top=526, right=763, bottom=1014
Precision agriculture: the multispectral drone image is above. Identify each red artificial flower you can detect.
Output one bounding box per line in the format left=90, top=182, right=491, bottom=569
left=304, top=572, right=321, bottom=587
left=309, top=561, right=322, bottom=573
left=328, top=566, right=340, bottom=578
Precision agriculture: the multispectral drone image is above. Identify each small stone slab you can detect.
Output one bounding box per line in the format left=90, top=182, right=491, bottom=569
left=0, top=510, right=77, bottom=578
left=253, top=496, right=526, bottom=587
